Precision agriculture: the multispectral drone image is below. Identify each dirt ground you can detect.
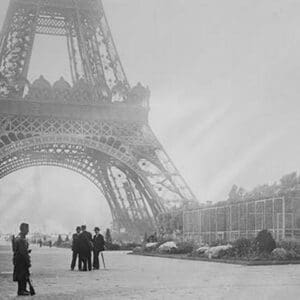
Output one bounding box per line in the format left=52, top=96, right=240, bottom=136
left=0, top=243, right=300, bottom=299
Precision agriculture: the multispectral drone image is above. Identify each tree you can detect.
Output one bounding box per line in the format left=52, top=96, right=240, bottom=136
left=105, top=228, right=112, bottom=244
left=65, top=235, right=69, bottom=242
left=237, top=187, right=246, bottom=199
left=280, top=172, right=298, bottom=192
left=143, top=232, right=148, bottom=243
left=56, top=234, right=63, bottom=246
left=228, top=185, right=240, bottom=202
left=254, top=230, right=276, bottom=254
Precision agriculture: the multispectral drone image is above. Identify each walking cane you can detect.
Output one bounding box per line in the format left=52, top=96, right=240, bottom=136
left=27, top=278, right=36, bottom=296
left=100, top=252, right=106, bottom=269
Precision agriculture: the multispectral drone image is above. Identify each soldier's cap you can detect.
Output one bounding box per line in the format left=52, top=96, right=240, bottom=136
left=20, top=223, right=29, bottom=232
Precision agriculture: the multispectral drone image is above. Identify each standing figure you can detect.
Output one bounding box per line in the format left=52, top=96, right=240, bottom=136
left=70, top=226, right=81, bottom=271
left=92, top=227, right=105, bottom=270
left=12, top=223, right=31, bottom=296
left=78, top=225, right=93, bottom=271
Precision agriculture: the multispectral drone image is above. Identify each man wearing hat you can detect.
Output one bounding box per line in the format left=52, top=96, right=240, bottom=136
left=92, top=227, right=105, bottom=270
left=70, top=226, right=82, bottom=271
left=12, top=223, right=32, bottom=296
left=78, top=225, right=93, bottom=271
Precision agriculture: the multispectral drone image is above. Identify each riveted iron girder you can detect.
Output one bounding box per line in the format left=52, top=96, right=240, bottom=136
left=0, top=0, right=198, bottom=237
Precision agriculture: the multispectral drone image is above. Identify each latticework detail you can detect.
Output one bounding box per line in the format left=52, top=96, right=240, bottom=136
left=0, top=0, right=197, bottom=236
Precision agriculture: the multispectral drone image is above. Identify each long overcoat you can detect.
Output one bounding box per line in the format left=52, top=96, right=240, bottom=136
left=93, top=234, right=105, bottom=252
left=12, top=235, right=31, bottom=282
left=78, top=231, right=93, bottom=258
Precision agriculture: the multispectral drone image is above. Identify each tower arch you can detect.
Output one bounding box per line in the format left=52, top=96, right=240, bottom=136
left=0, top=140, right=159, bottom=235
left=0, top=0, right=197, bottom=236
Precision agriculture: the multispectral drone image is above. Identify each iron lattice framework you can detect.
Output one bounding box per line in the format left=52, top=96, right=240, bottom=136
left=0, top=0, right=197, bottom=235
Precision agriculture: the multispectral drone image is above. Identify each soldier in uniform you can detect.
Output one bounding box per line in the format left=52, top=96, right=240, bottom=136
left=70, top=226, right=81, bottom=271
left=12, top=223, right=31, bottom=296
left=92, top=227, right=105, bottom=270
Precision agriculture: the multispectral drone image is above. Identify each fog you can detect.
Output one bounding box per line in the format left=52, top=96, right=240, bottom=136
left=1, top=0, right=300, bottom=233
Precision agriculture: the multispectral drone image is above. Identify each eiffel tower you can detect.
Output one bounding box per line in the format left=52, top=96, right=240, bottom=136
left=0, top=0, right=197, bottom=236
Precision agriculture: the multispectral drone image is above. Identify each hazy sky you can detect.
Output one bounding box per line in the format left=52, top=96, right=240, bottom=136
left=1, top=0, right=300, bottom=233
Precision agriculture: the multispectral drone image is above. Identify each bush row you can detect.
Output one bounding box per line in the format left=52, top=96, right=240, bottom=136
left=133, top=230, right=300, bottom=261
left=134, top=240, right=196, bottom=255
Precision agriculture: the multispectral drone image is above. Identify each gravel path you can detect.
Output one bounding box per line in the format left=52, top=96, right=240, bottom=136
left=0, top=244, right=300, bottom=299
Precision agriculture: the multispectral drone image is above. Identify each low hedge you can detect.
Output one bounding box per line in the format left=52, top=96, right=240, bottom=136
left=135, top=230, right=300, bottom=262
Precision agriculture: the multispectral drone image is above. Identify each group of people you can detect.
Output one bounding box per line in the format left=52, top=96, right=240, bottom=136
left=71, top=225, right=105, bottom=271
left=12, top=222, right=106, bottom=296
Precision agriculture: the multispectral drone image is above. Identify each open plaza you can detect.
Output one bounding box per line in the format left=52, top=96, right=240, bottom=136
left=0, top=243, right=300, bottom=299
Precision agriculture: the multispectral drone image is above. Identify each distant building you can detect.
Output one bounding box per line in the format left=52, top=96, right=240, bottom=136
left=183, top=188, right=300, bottom=243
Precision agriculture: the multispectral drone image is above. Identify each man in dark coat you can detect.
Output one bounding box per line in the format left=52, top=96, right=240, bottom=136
left=70, top=226, right=81, bottom=271
left=78, top=225, right=93, bottom=271
left=92, top=227, right=105, bottom=270
left=12, top=223, right=31, bottom=296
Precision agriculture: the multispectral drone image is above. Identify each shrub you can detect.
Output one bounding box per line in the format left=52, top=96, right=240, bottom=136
left=254, top=230, right=276, bottom=254
left=232, top=238, right=253, bottom=257
left=249, top=252, right=272, bottom=261
left=286, top=249, right=298, bottom=259
left=194, top=246, right=209, bottom=256
left=54, top=234, right=63, bottom=247
left=143, top=242, right=159, bottom=252
left=277, top=240, right=300, bottom=255
left=159, top=241, right=177, bottom=254
left=132, top=246, right=142, bottom=253
left=61, top=241, right=71, bottom=248
left=205, top=245, right=233, bottom=259
left=218, top=247, right=237, bottom=259
left=120, top=243, right=142, bottom=250
left=174, top=241, right=195, bottom=254
left=271, top=248, right=288, bottom=260
left=105, top=229, right=112, bottom=244
left=54, top=241, right=71, bottom=248
left=106, top=243, right=121, bottom=250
